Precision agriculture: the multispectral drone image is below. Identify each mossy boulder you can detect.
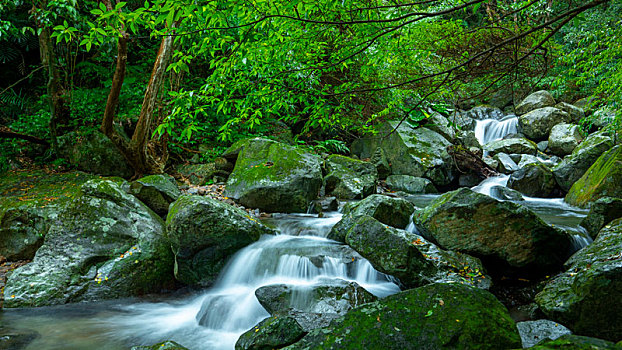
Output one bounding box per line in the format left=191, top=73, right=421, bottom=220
left=463, top=105, right=505, bottom=121
left=129, top=174, right=181, bottom=217
left=415, top=188, right=572, bottom=270
left=166, top=195, right=273, bottom=287
left=224, top=138, right=323, bottom=213
left=344, top=216, right=490, bottom=289
left=507, top=163, right=558, bottom=198
left=369, top=147, right=391, bottom=179
left=484, top=138, right=538, bottom=157
left=327, top=194, right=414, bottom=243
left=3, top=179, right=175, bottom=308
left=176, top=163, right=217, bottom=185
left=131, top=341, right=190, bottom=350
left=565, top=145, right=622, bottom=208
left=552, top=131, right=614, bottom=192
left=518, top=107, right=570, bottom=141
left=385, top=175, right=438, bottom=194
left=548, top=123, right=584, bottom=156
left=515, top=90, right=556, bottom=116
left=535, top=218, right=622, bottom=342
left=580, top=197, right=622, bottom=239
left=323, top=155, right=378, bottom=200
left=556, top=102, right=586, bottom=123
left=494, top=153, right=519, bottom=174
left=236, top=316, right=306, bottom=350
left=527, top=334, right=620, bottom=350
left=285, top=283, right=521, bottom=350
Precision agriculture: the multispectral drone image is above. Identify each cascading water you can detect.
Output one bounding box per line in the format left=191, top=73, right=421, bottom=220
left=474, top=115, right=518, bottom=146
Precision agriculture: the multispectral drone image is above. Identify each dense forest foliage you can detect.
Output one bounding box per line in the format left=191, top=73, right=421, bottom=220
left=1, top=0, right=620, bottom=176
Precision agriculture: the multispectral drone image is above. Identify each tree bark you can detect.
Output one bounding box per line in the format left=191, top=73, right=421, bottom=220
left=447, top=145, right=498, bottom=179
left=0, top=126, right=50, bottom=146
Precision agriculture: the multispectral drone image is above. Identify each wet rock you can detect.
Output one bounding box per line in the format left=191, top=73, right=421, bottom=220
left=224, top=138, right=323, bottom=213
left=518, top=107, right=570, bottom=141
left=463, top=105, right=506, bottom=120
left=285, top=283, right=521, bottom=350
left=129, top=174, right=181, bottom=217
left=537, top=140, right=549, bottom=152
left=528, top=334, right=619, bottom=350
left=425, top=112, right=455, bottom=140
left=455, top=130, right=482, bottom=149
left=515, top=90, right=556, bottom=115
left=131, top=341, right=189, bottom=350
left=369, top=147, right=391, bottom=179
left=488, top=185, right=524, bottom=201
left=176, top=163, right=218, bottom=185
left=0, top=205, right=57, bottom=261
left=236, top=316, right=305, bottom=350
left=323, top=155, right=378, bottom=200
left=483, top=157, right=500, bottom=171
left=552, top=131, right=613, bottom=192
left=3, top=179, right=175, bottom=308
left=580, top=197, right=622, bottom=239
left=0, top=326, right=39, bottom=350
left=385, top=175, right=437, bottom=194
left=415, top=188, right=572, bottom=270
left=517, top=154, right=542, bottom=168
left=308, top=197, right=339, bottom=215
left=459, top=173, right=481, bottom=187
left=448, top=111, right=476, bottom=130
left=535, top=218, right=622, bottom=341
left=548, top=123, right=584, bottom=156
left=565, top=145, right=622, bottom=208
left=556, top=102, right=585, bottom=123
left=507, top=163, right=557, bottom=198
left=516, top=320, right=572, bottom=348
left=484, top=138, right=538, bottom=157
left=166, top=195, right=273, bottom=287
left=494, top=153, right=519, bottom=174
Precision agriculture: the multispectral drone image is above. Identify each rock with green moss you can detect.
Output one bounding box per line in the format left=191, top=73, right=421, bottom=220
left=515, top=91, right=556, bottom=116
left=425, top=112, right=455, bottom=140
left=130, top=174, right=181, bottom=217
left=224, top=138, right=323, bottom=213
left=580, top=197, right=622, bottom=239
left=166, top=195, right=273, bottom=287
left=535, top=218, right=622, bottom=342
left=0, top=205, right=57, bottom=261
left=369, top=147, right=391, bottom=179
left=516, top=320, right=572, bottom=348
left=415, top=188, right=572, bottom=270
left=565, top=145, right=622, bottom=208
left=548, top=123, right=584, bottom=156
left=323, top=155, right=378, bottom=200
left=488, top=185, right=524, bottom=201
left=3, top=179, right=175, bottom=308
left=518, top=107, right=570, bottom=141
left=507, top=163, right=558, bottom=198
left=57, top=131, right=133, bottom=178
left=526, top=334, right=619, bottom=350
left=176, top=163, right=217, bottom=185
left=552, top=131, right=614, bottom=192
left=285, top=283, right=521, bottom=350
left=327, top=194, right=414, bottom=243
left=484, top=138, right=538, bottom=157
left=463, top=105, right=505, bottom=121
left=556, top=102, right=585, bottom=123
left=344, top=215, right=490, bottom=289
left=236, top=316, right=306, bottom=350
left=130, top=341, right=190, bottom=350
left=386, top=175, right=437, bottom=194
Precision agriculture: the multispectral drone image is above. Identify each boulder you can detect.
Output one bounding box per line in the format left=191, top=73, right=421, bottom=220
left=517, top=154, right=542, bottom=168
left=176, top=163, right=217, bottom=185
left=131, top=341, right=189, bottom=350
left=518, top=107, right=570, bottom=141
left=224, top=138, right=323, bottom=213
left=385, top=175, right=437, bottom=194
left=556, top=102, right=585, bottom=123
left=459, top=173, right=481, bottom=187
left=323, top=155, right=378, bottom=200
left=580, top=197, right=622, bottom=239
left=552, top=132, right=614, bottom=192
left=515, top=90, right=556, bottom=115
left=285, top=283, right=521, bottom=350
left=488, top=185, right=524, bottom=201
left=535, top=218, right=622, bottom=341
left=591, top=107, right=616, bottom=130
left=3, top=180, right=174, bottom=307
left=537, top=140, right=549, bottom=152
left=236, top=316, right=305, bottom=350
left=327, top=195, right=414, bottom=243
left=448, top=111, right=476, bottom=130
left=507, top=163, right=557, bottom=198
left=528, top=335, right=619, bottom=350
left=57, top=131, right=133, bottom=178
left=425, top=112, right=455, bottom=140
left=308, top=197, right=339, bottom=215
left=565, top=145, right=622, bottom=208
left=484, top=138, right=538, bottom=157
left=129, top=174, right=181, bottom=217
left=415, top=188, right=572, bottom=270
left=548, top=123, right=584, bottom=156
left=516, top=320, right=572, bottom=348
left=166, top=195, right=273, bottom=287
left=369, top=147, right=391, bottom=179
left=463, top=105, right=505, bottom=120
left=455, top=130, right=482, bottom=149
left=344, top=216, right=490, bottom=289
left=494, top=153, right=519, bottom=174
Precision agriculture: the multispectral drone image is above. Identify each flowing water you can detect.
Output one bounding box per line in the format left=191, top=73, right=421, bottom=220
left=474, top=116, right=519, bottom=146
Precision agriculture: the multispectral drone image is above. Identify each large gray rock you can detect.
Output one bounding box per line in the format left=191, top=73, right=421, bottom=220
left=556, top=102, right=585, bottom=123
left=516, top=320, right=572, bottom=348
left=484, top=138, right=538, bottom=157
left=3, top=180, right=174, bottom=307
left=323, top=155, right=378, bottom=200
left=463, top=105, right=505, bottom=120
left=548, top=123, right=584, bottom=156
left=580, top=197, right=622, bottom=239
left=369, top=147, right=391, bottom=179
left=285, top=283, right=521, bottom=350
left=425, top=112, right=455, bottom=140
left=415, top=188, right=572, bottom=270
left=493, top=153, right=519, bottom=174
left=518, top=107, right=570, bottom=141
left=515, top=90, right=556, bottom=115
left=448, top=111, right=476, bottom=130
left=0, top=204, right=57, bottom=261
left=507, top=163, right=557, bottom=198
left=166, top=195, right=273, bottom=287
left=224, top=138, right=323, bottom=212
left=236, top=316, right=305, bottom=350
left=552, top=131, right=614, bottom=191
left=129, top=175, right=181, bottom=217
left=385, top=175, right=437, bottom=194
left=535, top=218, right=622, bottom=342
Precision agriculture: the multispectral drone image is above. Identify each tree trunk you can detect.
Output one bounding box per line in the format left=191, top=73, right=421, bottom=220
left=447, top=145, right=498, bottom=179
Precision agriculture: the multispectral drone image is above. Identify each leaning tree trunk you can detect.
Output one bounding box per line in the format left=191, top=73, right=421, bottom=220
left=447, top=145, right=498, bottom=179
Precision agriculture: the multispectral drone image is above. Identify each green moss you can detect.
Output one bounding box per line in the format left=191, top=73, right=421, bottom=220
left=566, top=145, right=622, bottom=208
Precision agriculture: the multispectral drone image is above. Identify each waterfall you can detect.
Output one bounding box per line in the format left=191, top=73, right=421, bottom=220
left=474, top=116, right=518, bottom=146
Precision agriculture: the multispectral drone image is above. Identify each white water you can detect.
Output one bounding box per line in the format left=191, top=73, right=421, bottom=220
left=474, top=116, right=518, bottom=146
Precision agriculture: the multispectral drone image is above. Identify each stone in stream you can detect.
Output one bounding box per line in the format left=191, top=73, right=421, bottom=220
left=415, top=188, right=572, bottom=271
left=518, top=107, right=570, bottom=141
left=323, top=155, right=378, bottom=200
left=344, top=215, right=491, bottom=289
left=223, top=138, right=323, bottom=213
left=327, top=194, right=414, bottom=243
left=385, top=175, right=438, bottom=194
left=535, top=218, right=622, bottom=342
left=236, top=316, right=306, bottom=350
left=284, top=283, right=521, bottom=350
left=129, top=174, right=181, bottom=217
left=580, top=197, right=622, bottom=239
left=507, top=163, right=558, bottom=198
left=463, top=105, right=505, bottom=121
left=166, top=195, right=274, bottom=287
left=516, top=320, right=572, bottom=348
left=493, top=153, right=519, bottom=174
left=488, top=185, right=524, bottom=201
left=552, top=131, right=614, bottom=192
left=131, top=341, right=190, bottom=350
left=527, top=334, right=620, bottom=350
left=3, top=179, right=175, bottom=308
left=308, top=197, right=339, bottom=215
left=547, top=123, right=584, bottom=156
left=484, top=138, right=538, bottom=157
left=0, top=326, right=39, bottom=350
left=565, top=145, right=622, bottom=208
left=515, top=90, right=556, bottom=116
